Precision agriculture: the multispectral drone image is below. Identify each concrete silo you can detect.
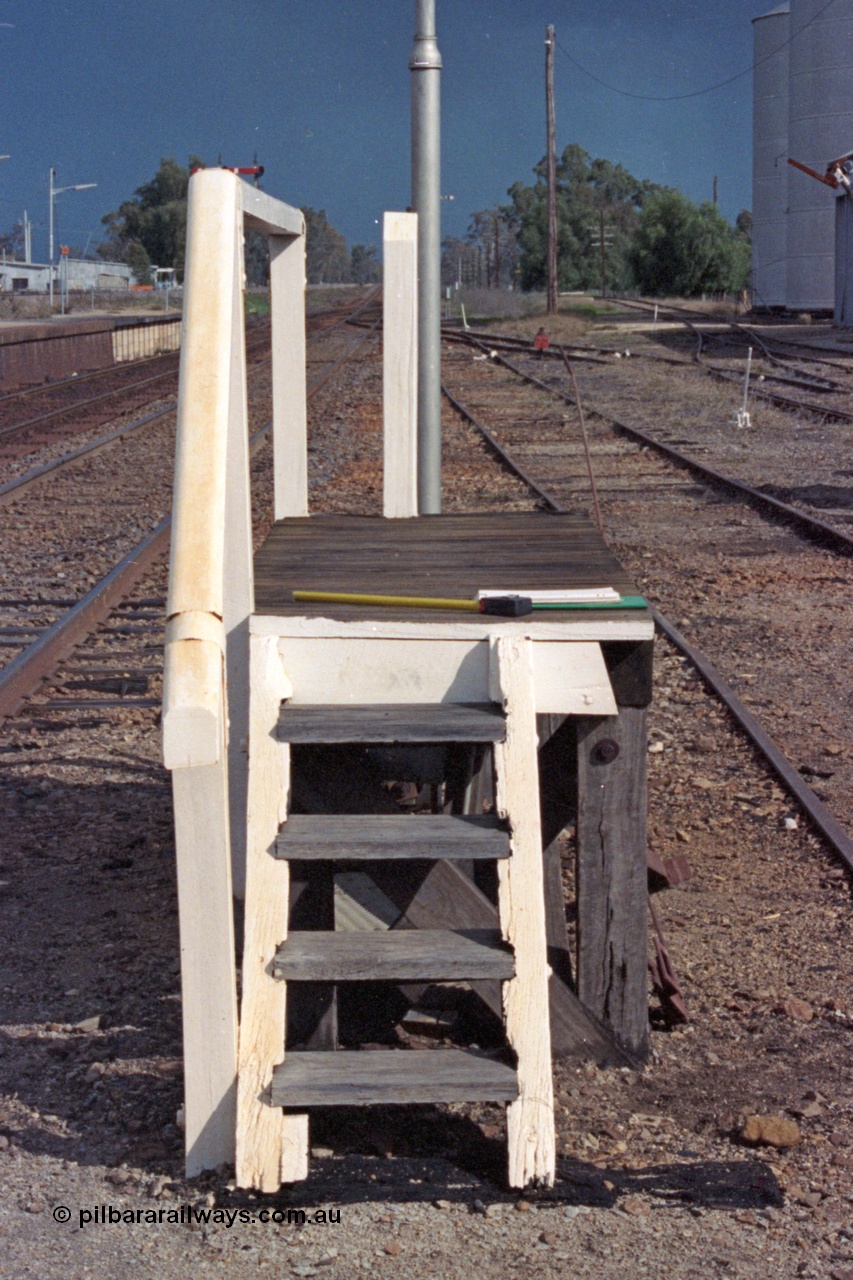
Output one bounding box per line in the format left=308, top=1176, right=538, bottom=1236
left=787, top=0, right=853, bottom=310
left=752, top=5, right=790, bottom=308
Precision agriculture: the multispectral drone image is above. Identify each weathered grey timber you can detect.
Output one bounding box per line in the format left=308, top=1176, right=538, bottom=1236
left=274, top=928, right=514, bottom=982
left=271, top=1048, right=518, bottom=1107
left=278, top=702, right=506, bottom=745
left=365, top=858, right=636, bottom=1066
left=254, top=512, right=646, bottom=621
left=286, top=862, right=337, bottom=1050
left=275, top=813, right=510, bottom=861
left=576, top=709, right=649, bottom=1058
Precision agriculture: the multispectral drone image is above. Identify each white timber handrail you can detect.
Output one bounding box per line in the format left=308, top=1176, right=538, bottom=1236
left=160, top=167, right=306, bottom=1177
left=163, top=169, right=306, bottom=772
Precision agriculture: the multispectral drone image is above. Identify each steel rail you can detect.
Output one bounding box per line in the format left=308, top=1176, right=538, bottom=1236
left=0, top=318, right=381, bottom=723
left=442, top=358, right=853, bottom=874
left=0, top=337, right=186, bottom=407
left=612, top=295, right=852, bottom=386
left=0, top=405, right=176, bottom=505
left=458, top=335, right=853, bottom=556
left=0, top=334, right=272, bottom=443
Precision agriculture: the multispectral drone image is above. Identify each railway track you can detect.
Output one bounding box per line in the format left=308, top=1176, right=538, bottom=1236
left=0, top=293, right=380, bottom=729
left=3, top=299, right=853, bottom=1262
left=442, top=328, right=853, bottom=871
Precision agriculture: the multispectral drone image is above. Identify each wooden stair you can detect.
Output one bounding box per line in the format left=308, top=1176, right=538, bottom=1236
left=236, top=633, right=556, bottom=1193
left=271, top=1049, right=519, bottom=1107
left=274, top=813, right=510, bottom=861
left=273, top=928, right=515, bottom=982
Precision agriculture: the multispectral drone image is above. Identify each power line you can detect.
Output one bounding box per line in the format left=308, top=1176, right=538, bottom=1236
left=555, top=0, right=840, bottom=103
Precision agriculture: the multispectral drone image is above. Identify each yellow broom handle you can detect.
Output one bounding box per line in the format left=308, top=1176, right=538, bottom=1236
left=293, top=590, right=480, bottom=612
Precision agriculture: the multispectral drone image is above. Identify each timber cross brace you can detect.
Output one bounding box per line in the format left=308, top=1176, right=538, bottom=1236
left=162, top=169, right=655, bottom=1192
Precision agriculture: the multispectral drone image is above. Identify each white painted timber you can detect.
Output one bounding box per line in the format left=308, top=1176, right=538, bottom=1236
left=491, top=635, right=556, bottom=1188
left=251, top=613, right=654, bottom=644
left=162, top=635, right=225, bottom=769
left=270, top=233, right=308, bottom=519
left=274, top=636, right=615, bottom=716
left=172, top=764, right=238, bottom=1175
left=167, top=168, right=240, bottom=623
left=237, top=635, right=308, bottom=1190
left=383, top=212, right=418, bottom=518
left=242, top=185, right=305, bottom=239
left=224, top=207, right=255, bottom=897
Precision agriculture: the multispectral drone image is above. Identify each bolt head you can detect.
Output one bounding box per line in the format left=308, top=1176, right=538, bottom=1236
left=593, top=738, right=620, bottom=765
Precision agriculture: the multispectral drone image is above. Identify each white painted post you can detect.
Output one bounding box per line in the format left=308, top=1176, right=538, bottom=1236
left=237, top=635, right=309, bottom=1190
left=491, top=635, right=556, bottom=1188
left=383, top=211, right=419, bottom=517
left=163, top=167, right=244, bottom=1173
left=270, top=232, right=309, bottom=519
left=224, top=203, right=255, bottom=899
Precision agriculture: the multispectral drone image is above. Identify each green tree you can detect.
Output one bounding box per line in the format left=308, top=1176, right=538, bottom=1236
left=350, top=243, right=380, bottom=285
left=628, top=189, right=750, bottom=296
left=301, top=208, right=351, bottom=284
left=506, top=144, right=655, bottom=292
left=99, top=156, right=204, bottom=278
left=0, top=220, right=24, bottom=259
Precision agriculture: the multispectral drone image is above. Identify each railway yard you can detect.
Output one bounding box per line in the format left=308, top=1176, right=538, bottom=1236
left=1, top=293, right=852, bottom=1279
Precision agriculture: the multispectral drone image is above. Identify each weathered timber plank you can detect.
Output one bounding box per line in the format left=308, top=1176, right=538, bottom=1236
left=277, top=702, right=506, bottom=744
left=286, top=862, right=337, bottom=1051
left=270, top=1049, right=518, bottom=1107
left=275, top=813, right=510, bottom=861
left=576, top=709, right=649, bottom=1059
left=366, top=859, right=635, bottom=1066
left=253, top=513, right=647, bottom=621
left=491, top=635, right=555, bottom=1188
left=288, top=745, right=635, bottom=1068
left=537, top=714, right=575, bottom=990
left=274, top=928, right=514, bottom=982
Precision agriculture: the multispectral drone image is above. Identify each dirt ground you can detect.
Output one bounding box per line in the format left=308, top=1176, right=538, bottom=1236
left=1, top=311, right=852, bottom=1279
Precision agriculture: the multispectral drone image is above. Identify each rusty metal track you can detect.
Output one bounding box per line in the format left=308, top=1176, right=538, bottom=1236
left=461, top=337, right=853, bottom=556
left=0, top=314, right=380, bottom=724
left=0, top=406, right=175, bottom=506
left=443, top=363, right=853, bottom=875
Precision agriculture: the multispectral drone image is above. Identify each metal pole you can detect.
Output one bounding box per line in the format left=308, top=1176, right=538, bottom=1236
left=546, top=26, right=558, bottom=315
left=49, top=167, right=54, bottom=309
left=410, top=0, right=442, bottom=513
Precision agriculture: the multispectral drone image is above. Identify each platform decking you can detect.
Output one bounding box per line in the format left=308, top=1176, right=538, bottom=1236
left=254, top=510, right=649, bottom=631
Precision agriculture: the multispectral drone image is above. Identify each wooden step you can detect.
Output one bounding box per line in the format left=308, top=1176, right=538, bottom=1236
left=273, top=928, right=514, bottom=982
left=274, top=813, right=510, bottom=861
left=270, top=1048, right=518, bottom=1107
left=277, top=702, right=506, bottom=744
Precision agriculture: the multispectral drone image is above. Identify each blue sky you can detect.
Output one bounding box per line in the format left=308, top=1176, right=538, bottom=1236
left=0, top=1, right=761, bottom=263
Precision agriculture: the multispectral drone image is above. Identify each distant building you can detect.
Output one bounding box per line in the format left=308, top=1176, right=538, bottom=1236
left=0, top=258, right=135, bottom=293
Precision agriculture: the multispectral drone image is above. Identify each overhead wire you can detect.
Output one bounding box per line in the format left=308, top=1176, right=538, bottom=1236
left=554, top=0, right=840, bottom=103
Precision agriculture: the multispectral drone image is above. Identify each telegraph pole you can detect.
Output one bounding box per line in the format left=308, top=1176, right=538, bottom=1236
left=545, top=25, right=558, bottom=314
left=410, top=0, right=442, bottom=513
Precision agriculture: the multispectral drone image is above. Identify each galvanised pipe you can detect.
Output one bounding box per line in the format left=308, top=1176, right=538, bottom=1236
left=410, top=0, right=443, bottom=512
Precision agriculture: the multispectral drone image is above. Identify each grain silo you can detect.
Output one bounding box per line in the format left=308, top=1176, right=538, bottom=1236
left=786, top=0, right=853, bottom=310
left=752, top=4, right=790, bottom=308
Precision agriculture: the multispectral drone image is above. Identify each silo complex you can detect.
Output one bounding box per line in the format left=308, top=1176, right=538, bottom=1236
left=752, top=5, right=789, bottom=308
left=752, top=0, right=853, bottom=311
left=787, top=0, right=853, bottom=309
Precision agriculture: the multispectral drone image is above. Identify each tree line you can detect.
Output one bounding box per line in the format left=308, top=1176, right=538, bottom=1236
left=14, top=150, right=748, bottom=300
left=443, top=143, right=751, bottom=298
left=96, top=157, right=380, bottom=287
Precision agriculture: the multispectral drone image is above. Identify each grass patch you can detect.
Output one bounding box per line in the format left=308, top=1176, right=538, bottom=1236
left=245, top=290, right=271, bottom=317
